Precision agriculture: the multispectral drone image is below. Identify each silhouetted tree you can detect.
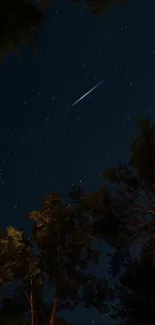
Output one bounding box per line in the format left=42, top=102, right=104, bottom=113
left=2, top=116, right=155, bottom=325
left=0, top=192, right=113, bottom=325
left=29, top=193, right=113, bottom=325
left=0, top=226, right=43, bottom=325
left=113, top=252, right=155, bottom=325
left=69, top=118, right=155, bottom=277
left=0, top=0, right=126, bottom=62
left=0, top=285, right=30, bottom=325
left=0, top=0, right=46, bottom=62
left=71, top=117, right=155, bottom=323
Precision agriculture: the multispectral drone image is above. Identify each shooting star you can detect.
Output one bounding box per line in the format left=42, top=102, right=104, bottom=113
left=71, top=79, right=104, bottom=107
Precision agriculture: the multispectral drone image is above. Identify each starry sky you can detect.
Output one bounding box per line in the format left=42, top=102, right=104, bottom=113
left=0, top=0, right=155, bottom=323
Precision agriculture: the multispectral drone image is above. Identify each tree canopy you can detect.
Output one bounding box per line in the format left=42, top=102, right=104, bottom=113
left=0, top=0, right=126, bottom=62
left=0, top=193, right=111, bottom=325
left=1, top=117, right=155, bottom=325
left=68, top=116, right=155, bottom=322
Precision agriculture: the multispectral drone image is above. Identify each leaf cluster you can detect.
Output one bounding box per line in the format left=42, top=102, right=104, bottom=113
left=0, top=0, right=127, bottom=61
left=0, top=0, right=46, bottom=62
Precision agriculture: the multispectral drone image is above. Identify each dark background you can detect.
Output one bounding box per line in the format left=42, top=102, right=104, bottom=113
left=0, top=0, right=155, bottom=323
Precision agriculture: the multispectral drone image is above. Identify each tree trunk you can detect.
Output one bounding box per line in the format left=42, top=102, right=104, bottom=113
left=49, top=295, right=59, bottom=325
left=29, top=276, right=38, bottom=325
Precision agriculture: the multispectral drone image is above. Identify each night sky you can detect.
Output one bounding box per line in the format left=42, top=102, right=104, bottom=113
left=0, top=0, right=155, bottom=323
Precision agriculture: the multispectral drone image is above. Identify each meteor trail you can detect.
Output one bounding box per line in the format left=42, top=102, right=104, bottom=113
left=71, top=80, right=104, bottom=107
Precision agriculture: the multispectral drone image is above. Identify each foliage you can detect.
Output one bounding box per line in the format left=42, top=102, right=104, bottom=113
left=0, top=0, right=127, bottom=62
left=0, top=226, right=42, bottom=285
left=0, top=225, right=44, bottom=325
left=99, top=117, right=155, bottom=323
left=0, top=192, right=113, bottom=325
left=0, top=285, right=29, bottom=325
left=114, top=256, right=155, bottom=325
left=29, top=193, right=112, bottom=316
left=2, top=116, right=155, bottom=325
left=0, top=0, right=46, bottom=62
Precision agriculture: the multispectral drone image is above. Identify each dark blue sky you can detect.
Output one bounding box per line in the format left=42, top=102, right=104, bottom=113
left=0, top=0, right=155, bottom=323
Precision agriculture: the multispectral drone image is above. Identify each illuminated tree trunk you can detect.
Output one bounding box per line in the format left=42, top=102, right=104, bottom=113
left=49, top=295, right=59, bottom=325
left=29, top=276, right=37, bottom=325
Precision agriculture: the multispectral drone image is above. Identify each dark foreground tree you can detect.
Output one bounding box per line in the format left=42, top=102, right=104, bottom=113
left=114, top=255, right=155, bottom=325
left=0, top=0, right=126, bottom=62
left=0, top=193, right=112, bottom=325
left=0, top=285, right=30, bottom=325
left=29, top=193, right=113, bottom=325
left=2, top=116, right=155, bottom=325
left=69, top=117, right=155, bottom=323
left=69, top=118, right=155, bottom=276
left=0, top=226, right=44, bottom=325
left=0, top=0, right=46, bottom=62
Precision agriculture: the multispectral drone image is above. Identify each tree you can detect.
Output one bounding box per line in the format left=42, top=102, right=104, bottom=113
left=29, top=193, right=113, bottom=325
left=0, top=0, right=126, bottom=62
left=0, top=193, right=113, bottom=325
left=0, top=285, right=30, bottom=325
left=0, top=0, right=46, bottom=63
left=114, top=255, right=155, bottom=325
left=2, top=116, right=155, bottom=325
left=0, top=226, right=43, bottom=325
left=69, top=118, right=155, bottom=277
left=69, top=117, right=155, bottom=323
left=104, top=118, right=155, bottom=265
